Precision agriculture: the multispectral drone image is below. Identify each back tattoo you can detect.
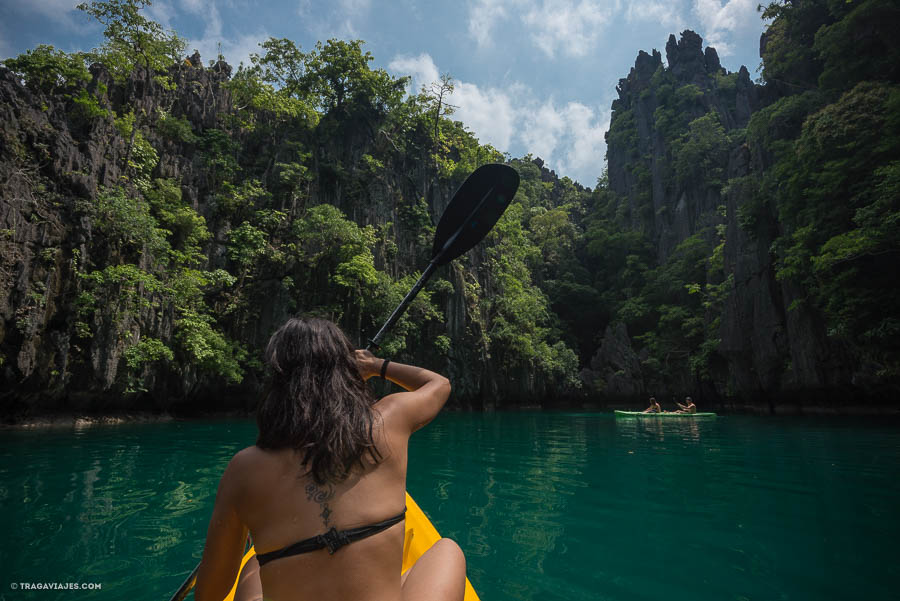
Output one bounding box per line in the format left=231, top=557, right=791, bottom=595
left=305, top=482, right=335, bottom=526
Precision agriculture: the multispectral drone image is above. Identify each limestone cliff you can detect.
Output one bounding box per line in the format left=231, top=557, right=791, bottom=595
left=594, top=28, right=898, bottom=410
left=0, top=57, right=577, bottom=418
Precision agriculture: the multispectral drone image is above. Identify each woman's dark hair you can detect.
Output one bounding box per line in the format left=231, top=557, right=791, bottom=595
left=256, top=317, right=381, bottom=484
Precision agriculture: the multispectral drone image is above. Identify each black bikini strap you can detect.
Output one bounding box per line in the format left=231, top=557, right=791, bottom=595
left=256, top=508, right=407, bottom=566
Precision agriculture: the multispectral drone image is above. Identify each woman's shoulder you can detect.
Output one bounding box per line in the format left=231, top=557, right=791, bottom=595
left=231, top=445, right=266, bottom=463
left=225, top=446, right=286, bottom=479
left=373, top=393, right=414, bottom=430
left=221, top=446, right=298, bottom=501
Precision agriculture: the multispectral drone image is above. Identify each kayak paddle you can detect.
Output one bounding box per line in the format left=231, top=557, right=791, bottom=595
left=366, top=162, right=519, bottom=350
left=168, top=567, right=197, bottom=601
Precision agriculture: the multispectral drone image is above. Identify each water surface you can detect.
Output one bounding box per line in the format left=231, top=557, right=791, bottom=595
left=1, top=413, right=898, bottom=600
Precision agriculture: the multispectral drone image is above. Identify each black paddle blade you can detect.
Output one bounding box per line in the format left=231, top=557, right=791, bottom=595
left=431, top=163, right=520, bottom=266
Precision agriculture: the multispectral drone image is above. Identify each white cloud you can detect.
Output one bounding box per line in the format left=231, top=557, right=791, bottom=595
left=297, top=0, right=371, bottom=41
left=208, top=3, right=224, bottom=38
left=451, top=81, right=519, bottom=151
left=339, top=0, right=371, bottom=13
left=179, top=0, right=207, bottom=14
left=692, top=0, right=758, bottom=56
left=338, top=0, right=371, bottom=38
left=521, top=99, right=567, bottom=160
left=468, top=0, right=619, bottom=59
left=518, top=98, right=608, bottom=181
left=468, top=0, right=508, bottom=48
left=624, top=0, right=685, bottom=29
left=558, top=102, right=609, bottom=179
left=388, top=53, right=440, bottom=95
left=145, top=1, right=176, bottom=29
left=0, top=29, right=10, bottom=59
left=297, top=0, right=313, bottom=17
left=187, top=32, right=263, bottom=68
left=521, top=0, right=616, bottom=58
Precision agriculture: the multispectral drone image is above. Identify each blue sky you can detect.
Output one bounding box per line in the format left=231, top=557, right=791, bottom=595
left=0, top=0, right=769, bottom=187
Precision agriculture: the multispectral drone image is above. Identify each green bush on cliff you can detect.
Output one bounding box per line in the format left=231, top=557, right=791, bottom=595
left=672, top=112, right=729, bottom=188
left=175, top=309, right=246, bottom=384
left=3, top=45, right=90, bottom=95
left=124, top=337, right=173, bottom=369
left=481, top=201, right=581, bottom=389
left=79, top=186, right=168, bottom=258
left=144, top=179, right=210, bottom=266
left=156, top=110, right=199, bottom=144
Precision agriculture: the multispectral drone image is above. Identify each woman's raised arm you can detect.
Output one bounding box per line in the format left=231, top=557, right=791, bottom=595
left=356, top=350, right=451, bottom=433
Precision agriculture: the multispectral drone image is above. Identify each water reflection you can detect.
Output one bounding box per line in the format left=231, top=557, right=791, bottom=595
left=614, top=414, right=704, bottom=443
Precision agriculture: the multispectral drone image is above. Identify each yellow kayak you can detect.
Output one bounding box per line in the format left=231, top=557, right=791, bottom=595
left=221, top=493, right=479, bottom=601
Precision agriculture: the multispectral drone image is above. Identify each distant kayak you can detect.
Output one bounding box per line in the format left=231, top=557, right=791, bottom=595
left=220, top=492, right=480, bottom=601
left=614, top=410, right=717, bottom=417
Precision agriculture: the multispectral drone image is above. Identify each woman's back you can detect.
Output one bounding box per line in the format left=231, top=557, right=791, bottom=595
left=194, top=318, right=464, bottom=601
left=234, top=400, right=410, bottom=601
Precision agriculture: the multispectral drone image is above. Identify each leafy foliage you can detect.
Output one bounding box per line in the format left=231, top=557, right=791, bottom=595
left=2, top=45, right=91, bottom=95
left=671, top=112, right=729, bottom=188
left=773, top=82, right=900, bottom=363
left=77, top=0, right=186, bottom=84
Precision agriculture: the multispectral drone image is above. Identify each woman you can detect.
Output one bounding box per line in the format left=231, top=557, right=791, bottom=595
left=642, top=397, right=661, bottom=413
left=195, top=317, right=466, bottom=601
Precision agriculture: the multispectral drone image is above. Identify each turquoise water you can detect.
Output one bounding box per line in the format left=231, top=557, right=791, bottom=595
left=1, top=413, right=898, bottom=600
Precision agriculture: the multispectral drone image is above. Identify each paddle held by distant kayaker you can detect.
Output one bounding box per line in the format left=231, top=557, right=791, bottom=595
left=195, top=316, right=466, bottom=601
left=675, top=397, right=697, bottom=414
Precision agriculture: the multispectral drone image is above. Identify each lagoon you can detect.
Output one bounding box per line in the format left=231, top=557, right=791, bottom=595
left=1, top=413, right=898, bottom=600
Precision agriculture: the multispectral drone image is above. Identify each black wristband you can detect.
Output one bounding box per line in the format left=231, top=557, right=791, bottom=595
left=380, top=359, right=390, bottom=379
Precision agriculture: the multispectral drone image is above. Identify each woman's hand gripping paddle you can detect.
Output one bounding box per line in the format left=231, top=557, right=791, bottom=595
left=366, top=163, right=520, bottom=350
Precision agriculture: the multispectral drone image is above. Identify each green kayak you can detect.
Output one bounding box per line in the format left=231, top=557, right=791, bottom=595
left=614, top=410, right=717, bottom=417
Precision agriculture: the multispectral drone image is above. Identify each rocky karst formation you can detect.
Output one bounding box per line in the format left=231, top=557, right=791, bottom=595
left=0, top=56, right=570, bottom=417
left=589, top=28, right=895, bottom=410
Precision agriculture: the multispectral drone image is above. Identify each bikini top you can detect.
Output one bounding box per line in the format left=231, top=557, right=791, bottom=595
left=255, top=508, right=407, bottom=566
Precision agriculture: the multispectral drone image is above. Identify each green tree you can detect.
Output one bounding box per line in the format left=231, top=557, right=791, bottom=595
left=252, top=37, right=307, bottom=98
left=77, top=0, right=186, bottom=83
left=2, top=45, right=91, bottom=95
left=671, top=112, right=729, bottom=188
left=302, top=39, right=405, bottom=115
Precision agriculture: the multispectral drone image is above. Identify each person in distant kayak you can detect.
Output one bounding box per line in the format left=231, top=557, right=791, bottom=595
left=642, top=397, right=661, bottom=413
left=675, top=396, right=697, bottom=414
left=195, top=317, right=466, bottom=601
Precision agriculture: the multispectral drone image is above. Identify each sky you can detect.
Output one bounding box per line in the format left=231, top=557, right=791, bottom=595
left=0, top=0, right=770, bottom=187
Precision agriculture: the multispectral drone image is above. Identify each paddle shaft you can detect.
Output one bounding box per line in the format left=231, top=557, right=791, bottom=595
left=366, top=261, right=437, bottom=351
left=366, top=184, right=496, bottom=351
left=167, top=564, right=198, bottom=601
